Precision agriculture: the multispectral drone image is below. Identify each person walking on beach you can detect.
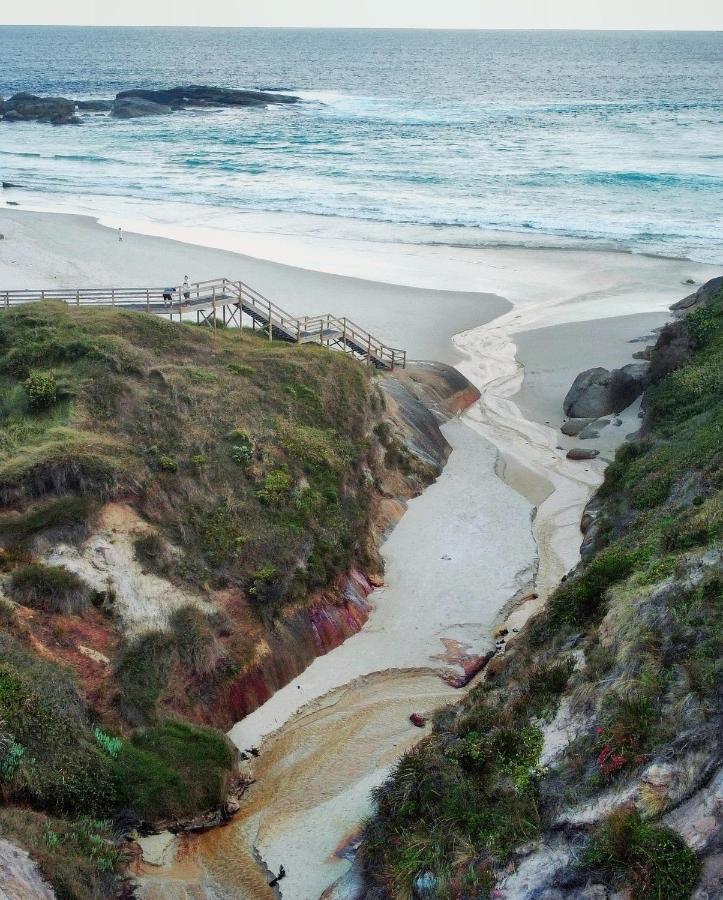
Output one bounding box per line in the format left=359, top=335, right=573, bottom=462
left=117, top=227, right=123, bottom=242
left=183, top=275, right=190, bottom=303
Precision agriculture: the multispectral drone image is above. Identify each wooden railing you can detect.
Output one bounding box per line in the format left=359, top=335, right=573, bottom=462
left=0, top=277, right=407, bottom=370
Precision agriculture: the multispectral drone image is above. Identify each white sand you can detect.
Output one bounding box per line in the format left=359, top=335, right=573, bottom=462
left=0, top=207, right=507, bottom=365
left=3, top=204, right=720, bottom=899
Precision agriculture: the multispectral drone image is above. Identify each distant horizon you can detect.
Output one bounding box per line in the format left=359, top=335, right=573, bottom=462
left=2, top=0, right=721, bottom=31
left=1, top=23, right=722, bottom=31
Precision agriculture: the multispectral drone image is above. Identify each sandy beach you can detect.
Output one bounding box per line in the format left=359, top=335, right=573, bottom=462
left=2, top=204, right=721, bottom=899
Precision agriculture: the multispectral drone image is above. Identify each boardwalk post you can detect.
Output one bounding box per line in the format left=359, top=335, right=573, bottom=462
left=111, top=289, right=115, bottom=307
left=76, top=290, right=80, bottom=307
left=268, top=300, right=273, bottom=342
left=146, top=289, right=150, bottom=313
left=212, top=286, right=217, bottom=329
left=367, top=334, right=372, bottom=366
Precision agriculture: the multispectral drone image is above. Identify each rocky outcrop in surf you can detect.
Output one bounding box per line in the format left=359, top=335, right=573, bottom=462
left=0, top=93, right=80, bottom=125
left=114, top=84, right=299, bottom=110
left=1, top=85, right=299, bottom=125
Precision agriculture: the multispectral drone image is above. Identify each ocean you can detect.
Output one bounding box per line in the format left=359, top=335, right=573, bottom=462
left=1, top=27, right=722, bottom=263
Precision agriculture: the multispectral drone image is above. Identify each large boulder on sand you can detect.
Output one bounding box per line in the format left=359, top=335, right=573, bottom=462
left=563, top=364, right=649, bottom=418
left=1, top=92, right=79, bottom=125
left=567, top=447, right=600, bottom=461
left=111, top=98, right=173, bottom=118
left=560, top=417, right=594, bottom=436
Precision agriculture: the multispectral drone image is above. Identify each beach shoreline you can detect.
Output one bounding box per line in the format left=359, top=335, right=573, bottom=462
left=2, top=203, right=721, bottom=899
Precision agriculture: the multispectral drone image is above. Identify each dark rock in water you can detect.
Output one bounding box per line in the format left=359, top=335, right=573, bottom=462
left=1, top=92, right=80, bottom=125
left=1, top=181, right=20, bottom=189
left=75, top=99, right=113, bottom=111
left=563, top=363, right=649, bottom=418
left=567, top=447, right=600, bottom=461
left=560, top=417, right=594, bottom=436
left=111, top=98, right=173, bottom=118
left=410, top=713, right=427, bottom=728
left=114, top=84, right=299, bottom=110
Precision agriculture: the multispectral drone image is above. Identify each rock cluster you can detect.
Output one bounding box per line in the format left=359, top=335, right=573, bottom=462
left=114, top=84, right=299, bottom=112
left=0, top=84, right=300, bottom=125
left=0, top=92, right=80, bottom=125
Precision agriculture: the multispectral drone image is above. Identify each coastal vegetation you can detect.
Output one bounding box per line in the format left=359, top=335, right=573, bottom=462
left=0, top=301, right=434, bottom=896
left=361, top=285, right=722, bottom=897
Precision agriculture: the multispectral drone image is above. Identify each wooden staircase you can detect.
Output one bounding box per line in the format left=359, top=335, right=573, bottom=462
left=0, top=277, right=406, bottom=370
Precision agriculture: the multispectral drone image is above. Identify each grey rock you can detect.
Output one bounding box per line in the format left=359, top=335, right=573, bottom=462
left=0, top=837, right=55, bottom=898
left=111, top=98, right=173, bottom=118
left=75, top=99, right=113, bottom=111
left=560, top=418, right=594, bottom=436
left=563, top=368, right=614, bottom=418
left=563, top=364, right=649, bottom=418
left=1, top=92, right=79, bottom=125
left=115, top=84, right=299, bottom=110
left=632, top=347, right=652, bottom=360
left=567, top=448, right=600, bottom=461
left=579, top=419, right=610, bottom=440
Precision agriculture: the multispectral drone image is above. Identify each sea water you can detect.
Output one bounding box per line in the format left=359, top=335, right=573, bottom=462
left=0, top=27, right=721, bottom=263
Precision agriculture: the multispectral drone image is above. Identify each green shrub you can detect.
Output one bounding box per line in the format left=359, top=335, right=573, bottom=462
left=227, top=363, right=254, bottom=377
left=157, top=454, right=178, bottom=472
left=257, top=468, right=293, bottom=505
left=25, top=371, right=58, bottom=410
left=169, top=606, right=219, bottom=677
left=188, top=369, right=218, bottom=384
left=9, top=563, right=91, bottom=615
left=114, top=720, right=235, bottom=821
left=114, top=631, right=176, bottom=725
left=585, top=808, right=700, bottom=899
left=534, top=547, right=636, bottom=638
left=93, top=727, right=123, bottom=759
left=247, top=564, right=283, bottom=607
left=0, top=659, right=117, bottom=815
left=230, top=443, right=253, bottom=466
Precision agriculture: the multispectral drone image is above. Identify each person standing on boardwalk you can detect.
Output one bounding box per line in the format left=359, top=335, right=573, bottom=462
left=183, top=275, right=190, bottom=303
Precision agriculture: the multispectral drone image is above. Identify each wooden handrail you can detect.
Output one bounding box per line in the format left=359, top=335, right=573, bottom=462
left=0, top=277, right=407, bottom=369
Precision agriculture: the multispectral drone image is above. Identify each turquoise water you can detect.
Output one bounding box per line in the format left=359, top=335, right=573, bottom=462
left=1, top=27, right=722, bottom=262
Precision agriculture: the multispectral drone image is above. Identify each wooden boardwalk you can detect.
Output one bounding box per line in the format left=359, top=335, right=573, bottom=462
left=0, top=277, right=406, bottom=370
